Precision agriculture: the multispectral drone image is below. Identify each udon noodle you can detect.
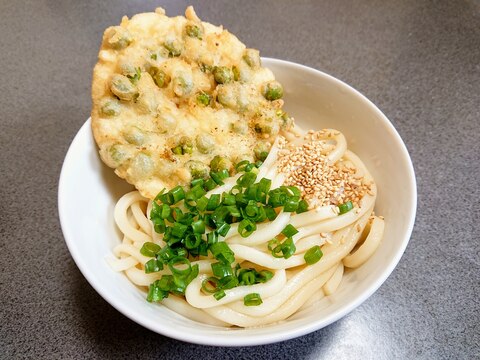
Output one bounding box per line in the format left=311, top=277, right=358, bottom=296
left=107, top=128, right=385, bottom=327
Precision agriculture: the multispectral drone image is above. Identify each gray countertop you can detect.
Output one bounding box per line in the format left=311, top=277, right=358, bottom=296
left=1, top=0, right=479, bottom=358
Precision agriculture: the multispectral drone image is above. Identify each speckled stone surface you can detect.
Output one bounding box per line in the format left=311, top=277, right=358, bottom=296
left=0, top=0, right=479, bottom=359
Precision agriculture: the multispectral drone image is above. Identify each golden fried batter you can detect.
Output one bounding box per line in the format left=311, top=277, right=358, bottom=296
left=91, top=6, right=292, bottom=199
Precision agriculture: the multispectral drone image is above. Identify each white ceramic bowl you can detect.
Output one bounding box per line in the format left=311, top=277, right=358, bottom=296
left=58, top=58, right=416, bottom=346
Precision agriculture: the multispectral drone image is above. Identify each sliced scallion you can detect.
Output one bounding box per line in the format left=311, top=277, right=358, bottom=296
left=338, top=201, right=353, bottom=214
left=244, top=293, right=262, bottom=306
left=304, top=245, right=323, bottom=265
left=140, top=242, right=161, bottom=257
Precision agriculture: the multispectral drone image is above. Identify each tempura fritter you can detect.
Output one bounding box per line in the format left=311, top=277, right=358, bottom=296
left=91, top=6, right=292, bottom=199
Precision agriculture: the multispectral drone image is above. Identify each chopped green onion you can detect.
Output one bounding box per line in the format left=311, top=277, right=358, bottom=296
left=184, top=264, right=199, bottom=286
left=284, top=186, right=301, bottom=197
left=176, top=247, right=188, bottom=258
left=157, top=245, right=175, bottom=261
left=154, top=189, right=166, bottom=202
left=196, top=196, right=208, bottom=211
left=234, top=192, right=248, bottom=206
left=201, top=277, right=219, bottom=293
left=268, top=238, right=280, bottom=251
left=281, top=238, right=296, bottom=259
left=191, top=178, right=204, bottom=188
left=185, top=233, right=202, bottom=249
left=271, top=237, right=296, bottom=259
left=244, top=293, right=262, bottom=306
left=204, top=178, right=217, bottom=191
left=140, top=242, right=161, bottom=257
left=187, top=184, right=206, bottom=200
left=235, top=160, right=250, bottom=172
left=244, top=163, right=256, bottom=172
left=296, top=199, right=309, bottom=214
left=207, top=194, right=221, bottom=210
left=145, top=259, right=163, bottom=273
left=230, top=184, right=243, bottom=195
left=258, top=178, right=272, bottom=194
left=222, top=193, right=236, bottom=206
left=284, top=196, right=300, bottom=212
left=146, top=283, right=168, bottom=302
left=214, top=290, right=226, bottom=300
left=271, top=244, right=284, bottom=258
left=210, top=242, right=235, bottom=264
left=237, top=172, right=257, bottom=187
left=168, top=257, right=192, bottom=276
left=218, top=275, right=238, bottom=289
left=257, top=270, right=273, bottom=283
left=264, top=206, right=277, bottom=221
left=197, top=242, right=208, bottom=256
left=170, top=186, right=185, bottom=203
left=304, top=245, right=323, bottom=265
left=281, top=224, right=299, bottom=238
left=338, top=201, right=353, bottom=214
left=211, top=206, right=230, bottom=226
left=152, top=218, right=166, bottom=234
left=241, top=271, right=256, bottom=285
left=238, top=219, right=256, bottom=237
left=158, top=204, right=171, bottom=219
left=158, top=191, right=174, bottom=205
left=225, top=205, right=241, bottom=218
left=217, top=222, right=231, bottom=237
left=211, top=262, right=234, bottom=278
left=210, top=171, right=225, bottom=185
left=207, top=231, right=218, bottom=245
left=191, top=219, right=205, bottom=234
left=268, top=189, right=287, bottom=207
left=156, top=275, right=173, bottom=292
left=171, top=222, right=188, bottom=238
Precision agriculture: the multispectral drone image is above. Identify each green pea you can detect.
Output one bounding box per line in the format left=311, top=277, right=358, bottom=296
left=110, top=74, right=138, bottom=101
left=186, top=160, right=209, bottom=179
left=254, top=141, right=271, bottom=161
left=173, top=75, right=193, bottom=97
left=196, top=133, right=215, bottom=154
left=100, top=100, right=121, bottom=116
left=150, top=68, right=170, bottom=88
left=124, top=127, right=146, bottom=145
left=243, top=49, right=261, bottom=68
left=181, top=138, right=194, bottom=154
left=172, top=136, right=193, bottom=155
left=156, top=113, right=177, bottom=133
left=130, top=153, right=154, bottom=178
left=216, top=85, right=236, bottom=108
left=254, top=118, right=280, bottom=136
left=107, top=26, right=133, bottom=50
left=108, top=144, right=130, bottom=165
left=185, top=24, right=203, bottom=39
left=232, top=66, right=240, bottom=81
left=149, top=47, right=169, bottom=61
left=210, top=155, right=232, bottom=172
left=279, top=111, right=293, bottom=129
left=171, top=145, right=183, bottom=155
left=196, top=92, right=211, bottom=106
left=213, top=66, right=233, bottom=84
left=262, top=81, right=283, bottom=101
left=126, top=67, right=142, bottom=85
left=163, top=39, right=183, bottom=57
left=199, top=63, right=213, bottom=73
left=231, top=121, right=248, bottom=134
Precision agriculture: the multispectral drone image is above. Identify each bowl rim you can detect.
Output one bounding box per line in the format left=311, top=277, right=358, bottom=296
left=58, top=57, right=417, bottom=346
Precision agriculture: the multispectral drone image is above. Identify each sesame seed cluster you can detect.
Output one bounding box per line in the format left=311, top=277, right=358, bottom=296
left=277, top=130, right=373, bottom=208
